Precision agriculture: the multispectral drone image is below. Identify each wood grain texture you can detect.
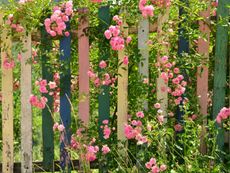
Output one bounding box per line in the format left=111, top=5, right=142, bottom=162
left=78, top=9, right=90, bottom=126
left=21, top=32, right=33, bottom=173
left=212, top=0, right=229, bottom=152
left=156, top=6, right=170, bottom=118
left=138, top=17, right=149, bottom=110
left=1, top=13, right=14, bottom=173
left=197, top=4, right=210, bottom=154
left=117, top=21, right=128, bottom=141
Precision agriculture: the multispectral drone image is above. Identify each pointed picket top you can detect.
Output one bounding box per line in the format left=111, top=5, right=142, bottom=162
left=117, top=20, right=129, bottom=141
left=1, top=13, right=14, bottom=173
left=138, top=16, right=149, bottom=110
left=197, top=3, right=210, bottom=154
left=78, top=8, right=90, bottom=126
left=156, top=6, right=170, bottom=119
left=21, top=32, right=33, bottom=173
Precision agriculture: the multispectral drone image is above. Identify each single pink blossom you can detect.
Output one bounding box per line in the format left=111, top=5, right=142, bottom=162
left=99, top=60, right=107, bottom=69
left=102, top=145, right=110, bottom=155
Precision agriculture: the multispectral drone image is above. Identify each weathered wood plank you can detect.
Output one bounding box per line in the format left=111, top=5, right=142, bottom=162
left=156, top=6, right=170, bottom=118
left=21, top=32, right=33, bottom=173
left=98, top=6, right=111, bottom=140
left=78, top=8, right=90, bottom=126
left=212, top=0, right=229, bottom=152
left=41, top=27, right=54, bottom=171
left=117, top=21, right=129, bottom=141
left=0, top=13, right=14, bottom=173
left=138, top=17, right=149, bottom=110
left=197, top=3, right=210, bottom=154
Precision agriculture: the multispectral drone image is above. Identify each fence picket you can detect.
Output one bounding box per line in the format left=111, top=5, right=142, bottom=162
left=213, top=0, right=229, bottom=152
left=78, top=8, right=90, bottom=126
left=197, top=4, right=210, bottom=154
left=177, top=0, right=189, bottom=122
left=0, top=13, right=14, bottom=173
left=41, top=27, right=54, bottom=171
left=60, top=22, right=71, bottom=171
left=21, top=32, right=32, bottom=173
left=138, top=17, right=149, bottom=110
left=98, top=6, right=111, bottom=139
left=117, top=21, right=128, bottom=141
left=156, top=6, right=170, bottom=118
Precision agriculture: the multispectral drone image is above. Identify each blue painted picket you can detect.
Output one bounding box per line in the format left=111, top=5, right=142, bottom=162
left=59, top=22, right=72, bottom=171
left=177, top=0, right=189, bottom=125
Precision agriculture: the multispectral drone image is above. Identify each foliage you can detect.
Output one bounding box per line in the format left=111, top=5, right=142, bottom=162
left=0, top=0, right=229, bottom=172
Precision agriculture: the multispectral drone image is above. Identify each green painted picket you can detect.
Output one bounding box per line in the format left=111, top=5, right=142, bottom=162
left=212, top=0, right=229, bottom=153
left=41, top=27, right=55, bottom=171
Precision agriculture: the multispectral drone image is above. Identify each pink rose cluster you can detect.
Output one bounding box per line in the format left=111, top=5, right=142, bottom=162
left=174, top=123, right=183, bottom=132
left=30, top=75, right=60, bottom=110
left=85, top=145, right=99, bottom=161
left=88, top=68, right=116, bottom=87
left=104, top=15, right=132, bottom=51
left=145, top=157, right=167, bottom=173
left=44, top=1, right=73, bottom=37
left=216, top=107, right=230, bottom=124
left=153, top=103, right=166, bottom=125
left=139, top=0, right=154, bottom=18
left=70, top=130, right=111, bottom=162
left=35, top=79, right=58, bottom=94
left=85, top=144, right=110, bottom=161
left=157, top=56, right=187, bottom=105
left=124, top=111, right=148, bottom=145
left=100, top=119, right=112, bottom=139
left=6, top=14, right=24, bottom=33
left=3, top=49, right=35, bottom=70
left=29, top=95, right=47, bottom=109
left=53, top=122, right=65, bottom=132
left=3, top=57, right=15, bottom=69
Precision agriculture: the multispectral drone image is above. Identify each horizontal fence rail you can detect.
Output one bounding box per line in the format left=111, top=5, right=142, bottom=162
left=0, top=160, right=98, bottom=173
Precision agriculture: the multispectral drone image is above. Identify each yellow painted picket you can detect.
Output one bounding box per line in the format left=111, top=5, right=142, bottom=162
left=117, top=21, right=129, bottom=141
left=1, top=13, right=14, bottom=173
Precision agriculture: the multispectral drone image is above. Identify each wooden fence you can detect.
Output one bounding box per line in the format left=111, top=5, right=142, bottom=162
left=0, top=1, right=229, bottom=173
